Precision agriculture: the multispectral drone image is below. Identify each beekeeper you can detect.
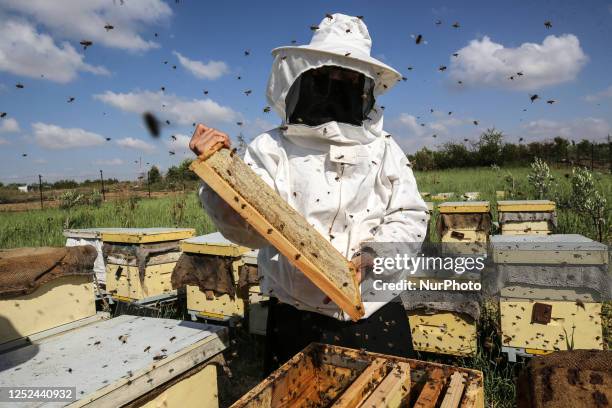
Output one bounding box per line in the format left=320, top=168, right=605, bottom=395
left=190, top=13, right=428, bottom=372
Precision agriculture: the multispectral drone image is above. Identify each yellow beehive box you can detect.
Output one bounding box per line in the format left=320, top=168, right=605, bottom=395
left=103, top=228, right=193, bottom=302
left=408, top=312, right=477, bottom=356
left=492, top=234, right=608, bottom=361
left=497, top=200, right=556, bottom=235
left=497, top=200, right=555, bottom=212
left=0, top=275, right=96, bottom=345
left=437, top=201, right=491, bottom=247
left=0, top=246, right=98, bottom=346
left=180, top=233, right=262, bottom=323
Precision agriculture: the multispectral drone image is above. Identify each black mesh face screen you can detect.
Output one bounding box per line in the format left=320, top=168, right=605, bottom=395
left=286, top=66, right=375, bottom=127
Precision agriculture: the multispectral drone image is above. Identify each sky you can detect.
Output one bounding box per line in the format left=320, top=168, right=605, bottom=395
left=0, top=0, right=610, bottom=184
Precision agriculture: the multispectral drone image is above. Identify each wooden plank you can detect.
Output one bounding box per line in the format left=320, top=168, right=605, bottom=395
left=440, top=372, right=467, bottom=408
left=414, top=368, right=447, bottom=407
left=459, top=381, right=484, bottom=408
left=190, top=148, right=363, bottom=321
left=497, top=200, right=555, bottom=212
left=180, top=232, right=251, bottom=257
left=438, top=201, right=490, bottom=213
left=359, top=361, right=410, bottom=408
left=101, top=228, right=195, bottom=244
left=330, top=358, right=388, bottom=408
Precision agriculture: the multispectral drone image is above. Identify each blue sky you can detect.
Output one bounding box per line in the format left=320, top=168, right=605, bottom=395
left=0, top=0, right=610, bottom=184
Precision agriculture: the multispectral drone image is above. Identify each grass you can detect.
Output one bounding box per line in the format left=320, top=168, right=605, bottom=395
left=0, top=192, right=215, bottom=248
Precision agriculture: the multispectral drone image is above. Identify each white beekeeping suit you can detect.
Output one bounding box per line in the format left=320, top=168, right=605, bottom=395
left=199, top=13, right=429, bottom=320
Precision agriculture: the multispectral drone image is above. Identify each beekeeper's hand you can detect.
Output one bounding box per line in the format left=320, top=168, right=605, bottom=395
left=189, top=123, right=231, bottom=157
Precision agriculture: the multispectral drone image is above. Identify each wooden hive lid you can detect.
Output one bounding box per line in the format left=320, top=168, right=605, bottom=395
left=101, top=228, right=195, bottom=244
left=490, top=234, right=608, bottom=265
left=63, top=228, right=128, bottom=240
left=497, top=200, right=555, bottom=212
left=0, top=315, right=227, bottom=406
left=180, top=232, right=251, bottom=257
left=438, top=201, right=490, bottom=213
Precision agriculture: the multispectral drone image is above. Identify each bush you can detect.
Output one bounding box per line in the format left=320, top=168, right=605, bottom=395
left=527, top=157, right=554, bottom=199
left=59, top=190, right=84, bottom=210
left=569, top=167, right=608, bottom=242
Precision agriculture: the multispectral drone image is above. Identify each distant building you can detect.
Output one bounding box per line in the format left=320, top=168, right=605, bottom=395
left=17, top=185, right=30, bottom=193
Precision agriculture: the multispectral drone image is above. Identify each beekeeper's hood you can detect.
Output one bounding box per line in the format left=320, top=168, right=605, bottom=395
left=266, top=13, right=402, bottom=145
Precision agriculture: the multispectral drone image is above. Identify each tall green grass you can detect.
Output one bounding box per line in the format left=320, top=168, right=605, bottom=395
left=0, top=192, right=215, bottom=248
left=1, top=166, right=609, bottom=248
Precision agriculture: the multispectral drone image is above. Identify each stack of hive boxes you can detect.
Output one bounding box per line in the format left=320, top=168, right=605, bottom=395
left=497, top=200, right=556, bottom=235
left=403, top=201, right=492, bottom=357
left=103, top=228, right=195, bottom=303
left=492, top=234, right=609, bottom=361
left=176, top=232, right=267, bottom=332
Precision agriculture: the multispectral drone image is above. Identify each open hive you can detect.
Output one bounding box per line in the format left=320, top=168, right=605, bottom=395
left=0, top=315, right=228, bottom=408
left=174, top=232, right=266, bottom=329
left=497, top=200, right=556, bottom=236
left=102, top=228, right=195, bottom=302
left=436, top=201, right=492, bottom=244
left=0, top=246, right=98, bottom=347
left=231, top=343, right=484, bottom=407
left=491, top=234, right=609, bottom=361
left=190, top=147, right=362, bottom=321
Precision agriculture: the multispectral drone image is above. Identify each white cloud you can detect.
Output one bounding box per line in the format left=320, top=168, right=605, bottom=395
left=0, top=19, right=109, bottom=83
left=523, top=118, right=610, bottom=140
left=449, top=34, right=588, bottom=90
left=165, top=133, right=191, bottom=157
left=0, top=137, right=9, bottom=145
left=94, top=90, right=239, bottom=127
left=173, top=51, right=229, bottom=80
left=584, top=85, right=612, bottom=102
left=0, top=118, right=19, bottom=133
left=116, top=137, right=156, bottom=152
left=33, top=122, right=106, bottom=149
left=94, top=158, right=124, bottom=166
left=0, top=0, right=171, bottom=51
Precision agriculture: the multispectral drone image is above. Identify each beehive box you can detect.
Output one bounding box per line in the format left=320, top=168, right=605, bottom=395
left=437, top=201, right=491, bottom=244
left=0, top=315, right=227, bottom=407
left=497, top=200, right=556, bottom=235
left=0, top=247, right=97, bottom=346
left=402, top=291, right=481, bottom=357
left=407, top=312, right=477, bottom=357
left=231, top=343, right=484, bottom=407
left=491, top=234, right=608, bottom=361
left=181, top=232, right=251, bottom=322
left=103, top=228, right=195, bottom=302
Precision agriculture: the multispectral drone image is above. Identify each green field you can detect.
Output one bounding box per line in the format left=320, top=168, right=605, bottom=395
left=1, top=166, right=609, bottom=248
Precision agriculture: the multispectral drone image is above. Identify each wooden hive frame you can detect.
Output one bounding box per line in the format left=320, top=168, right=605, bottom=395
left=231, top=343, right=484, bottom=408
left=190, top=146, right=363, bottom=321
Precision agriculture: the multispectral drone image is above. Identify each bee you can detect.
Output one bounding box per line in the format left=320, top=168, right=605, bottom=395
left=104, top=24, right=114, bottom=31
left=80, top=40, right=93, bottom=50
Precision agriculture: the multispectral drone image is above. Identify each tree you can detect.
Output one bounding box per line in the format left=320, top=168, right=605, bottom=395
left=477, top=128, right=504, bottom=166
left=148, top=166, right=162, bottom=184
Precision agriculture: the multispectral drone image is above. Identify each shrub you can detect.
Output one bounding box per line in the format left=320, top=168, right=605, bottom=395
left=569, top=167, right=608, bottom=242
left=527, top=157, right=554, bottom=199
